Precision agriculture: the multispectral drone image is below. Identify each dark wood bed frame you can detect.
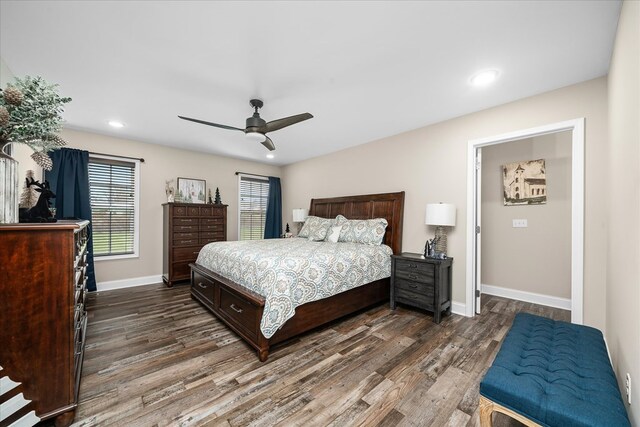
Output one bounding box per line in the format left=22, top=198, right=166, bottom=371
left=189, top=191, right=405, bottom=361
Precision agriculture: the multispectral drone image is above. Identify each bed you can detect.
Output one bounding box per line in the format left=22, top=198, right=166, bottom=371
left=189, top=191, right=405, bottom=361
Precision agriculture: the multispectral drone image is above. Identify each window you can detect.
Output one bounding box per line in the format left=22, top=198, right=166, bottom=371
left=88, top=155, right=140, bottom=259
left=238, top=175, right=269, bottom=240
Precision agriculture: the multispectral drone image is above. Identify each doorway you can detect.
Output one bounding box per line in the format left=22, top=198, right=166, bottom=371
left=465, top=118, right=585, bottom=324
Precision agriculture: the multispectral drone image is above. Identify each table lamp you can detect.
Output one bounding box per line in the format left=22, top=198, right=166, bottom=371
left=292, top=208, right=308, bottom=234
left=425, top=203, right=456, bottom=256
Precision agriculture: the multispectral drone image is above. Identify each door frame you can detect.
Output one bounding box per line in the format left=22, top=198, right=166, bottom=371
left=465, top=118, right=585, bottom=324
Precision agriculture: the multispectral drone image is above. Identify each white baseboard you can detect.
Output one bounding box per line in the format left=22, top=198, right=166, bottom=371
left=96, top=274, right=163, bottom=292
left=482, top=283, right=571, bottom=310
left=451, top=301, right=467, bottom=316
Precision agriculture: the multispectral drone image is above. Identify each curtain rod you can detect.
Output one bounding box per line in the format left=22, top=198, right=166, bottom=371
left=235, top=171, right=270, bottom=179
left=90, top=151, right=145, bottom=163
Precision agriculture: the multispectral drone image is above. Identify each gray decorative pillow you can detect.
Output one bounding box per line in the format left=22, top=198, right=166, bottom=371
left=335, top=215, right=388, bottom=245
left=298, top=216, right=332, bottom=241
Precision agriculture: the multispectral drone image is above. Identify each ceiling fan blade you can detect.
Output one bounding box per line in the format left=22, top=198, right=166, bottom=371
left=261, top=135, right=276, bottom=151
left=178, top=115, right=244, bottom=132
left=262, top=113, right=313, bottom=133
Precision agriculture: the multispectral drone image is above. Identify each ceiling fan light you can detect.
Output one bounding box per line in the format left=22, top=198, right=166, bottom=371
left=245, top=131, right=266, bottom=142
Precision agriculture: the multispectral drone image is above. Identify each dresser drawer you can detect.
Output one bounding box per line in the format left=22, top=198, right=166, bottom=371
left=191, top=272, right=215, bottom=306
left=174, top=218, right=198, bottom=226
left=219, top=287, right=259, bottom=339
left=173, top=205, right=188, bottom=216
left=200, top=225, right=224, bottom=234
left=173, top=246, right=202, bottom=262
left=173, top=225, right=198, bottom=234
left=174, top=237, right=200, bottom=247
left=199, top=206, right=213, bottom=216
left=200, top=231, right=224, bottom=240
left=200, top=218, right=224, bottom=226
left=200, top=234, right=224, bottom=244
left=174, top=231, right=198, bottom=240
left=171, top=261, right=192, bottom=281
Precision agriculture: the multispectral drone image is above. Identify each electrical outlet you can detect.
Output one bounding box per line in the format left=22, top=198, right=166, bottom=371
left=626, top=373, right=631, bottom=405
left=512, top=219, right=528, bottom=228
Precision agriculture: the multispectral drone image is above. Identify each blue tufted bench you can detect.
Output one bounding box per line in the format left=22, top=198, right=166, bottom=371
left=479, top=313, right=630, bottom=427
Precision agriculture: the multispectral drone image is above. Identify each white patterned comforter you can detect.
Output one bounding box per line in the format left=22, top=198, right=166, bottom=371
left=196, top=238, right=393, bottom=338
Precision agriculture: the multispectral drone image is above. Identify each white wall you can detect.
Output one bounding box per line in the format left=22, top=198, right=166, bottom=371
left=54, top=128, right=281, bottom=285
left=606, top=0, right=640, bottom=424
left=283, top=77, right=608, bottom=331
left=481, top=132, right=571, bottom=300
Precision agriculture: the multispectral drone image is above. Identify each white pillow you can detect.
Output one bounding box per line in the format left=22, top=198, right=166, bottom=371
left=325, top=225, right=342, bottom=243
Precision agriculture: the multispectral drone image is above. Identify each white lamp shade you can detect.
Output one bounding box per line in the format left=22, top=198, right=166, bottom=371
left=292, top=208, right=308, bottom=222
left=425, top=203, right=456, bottom=226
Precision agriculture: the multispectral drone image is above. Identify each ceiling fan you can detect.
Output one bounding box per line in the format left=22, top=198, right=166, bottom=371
left=178, top=99, right=313, bottom=151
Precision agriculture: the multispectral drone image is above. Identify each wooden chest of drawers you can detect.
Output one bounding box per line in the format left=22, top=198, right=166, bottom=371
left=390, top=252, right=453, bottom=323
left=0, top=220, right=90, bottom=427
left=162, top=203, right=227, bottom=286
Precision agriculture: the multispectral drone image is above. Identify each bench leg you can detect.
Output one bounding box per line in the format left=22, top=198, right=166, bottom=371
left=479, top=395, right=542, bottom=427
left=479, top=396, right=494, bottom=427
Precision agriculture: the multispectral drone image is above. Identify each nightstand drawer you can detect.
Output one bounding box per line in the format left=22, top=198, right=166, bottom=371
left=395, top=268, right=434, bottom=284
left=394, top=277, right=434, bottom=298
left=395, top=287, right=433, bottom=310
left=394, top=259, right=434, bottom=281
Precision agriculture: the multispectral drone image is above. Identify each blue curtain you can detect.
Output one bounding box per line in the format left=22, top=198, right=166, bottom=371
left=264, top=176, right=282, bottom=239
left=47, top=148, right=97, bottom=292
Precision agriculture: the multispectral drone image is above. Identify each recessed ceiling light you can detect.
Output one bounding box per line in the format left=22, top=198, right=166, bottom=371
left=266, top=154, right=275, bottom=159
left=108, top=120, right=125, bottom=128
left=469, top=69, right=500, bottom=87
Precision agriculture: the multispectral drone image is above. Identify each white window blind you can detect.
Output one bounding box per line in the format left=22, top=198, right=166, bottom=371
left=89, top=157, right=137, bottom=257
left=239, top=175, right=269, bottom=240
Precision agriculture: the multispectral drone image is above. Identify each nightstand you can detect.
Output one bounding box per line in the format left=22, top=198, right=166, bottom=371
left=390, top=252, right=453, bottom=323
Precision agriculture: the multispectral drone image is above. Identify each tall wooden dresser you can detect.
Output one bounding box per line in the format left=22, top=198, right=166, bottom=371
left=0, top=220, right=90, bottom=427
left=162, top=203, right=227, bottom=286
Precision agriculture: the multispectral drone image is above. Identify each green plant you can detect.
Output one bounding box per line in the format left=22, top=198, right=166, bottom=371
left=0, top=76, right=72, bottom=170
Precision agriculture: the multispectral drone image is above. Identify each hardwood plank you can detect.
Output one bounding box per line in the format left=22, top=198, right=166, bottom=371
left=52, top=285, right=570, bottom=427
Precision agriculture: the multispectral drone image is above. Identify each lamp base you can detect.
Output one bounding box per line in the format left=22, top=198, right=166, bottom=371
left=434, top=226, right=447, bottom=254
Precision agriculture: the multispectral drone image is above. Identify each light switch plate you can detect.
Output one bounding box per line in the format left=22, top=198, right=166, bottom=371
left=513, top=219, right=528, bottom=228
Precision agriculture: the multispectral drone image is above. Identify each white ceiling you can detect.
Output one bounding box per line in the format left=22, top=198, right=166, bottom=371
left=0, top=1, right=621, bottom=166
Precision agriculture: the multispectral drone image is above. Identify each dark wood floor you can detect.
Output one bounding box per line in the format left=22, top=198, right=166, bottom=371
left=67, top=284, right=569, bottom=427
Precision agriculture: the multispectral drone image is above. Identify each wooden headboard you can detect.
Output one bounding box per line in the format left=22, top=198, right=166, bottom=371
left=309, top=191, right=405, bottom=254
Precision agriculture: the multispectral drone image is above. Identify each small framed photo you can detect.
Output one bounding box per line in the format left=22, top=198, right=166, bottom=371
left=177, top=177, right=206, bottom=204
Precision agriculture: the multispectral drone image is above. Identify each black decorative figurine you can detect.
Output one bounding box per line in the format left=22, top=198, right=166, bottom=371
left=214, top=187, right=222, bottom=204
left=19, top=178, right=57, bottom=223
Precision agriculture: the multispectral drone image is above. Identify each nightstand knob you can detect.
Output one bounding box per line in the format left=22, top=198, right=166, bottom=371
left=408, top=264, right=417, bottom=269
left=409, top=274, right=418, bottom=280
left=409, top=283, right=418, bottom=289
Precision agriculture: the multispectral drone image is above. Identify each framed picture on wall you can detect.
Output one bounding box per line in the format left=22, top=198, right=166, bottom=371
left=177, top=177, right=206, bottom=204
left=502, top=159, right=547, bottom=206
